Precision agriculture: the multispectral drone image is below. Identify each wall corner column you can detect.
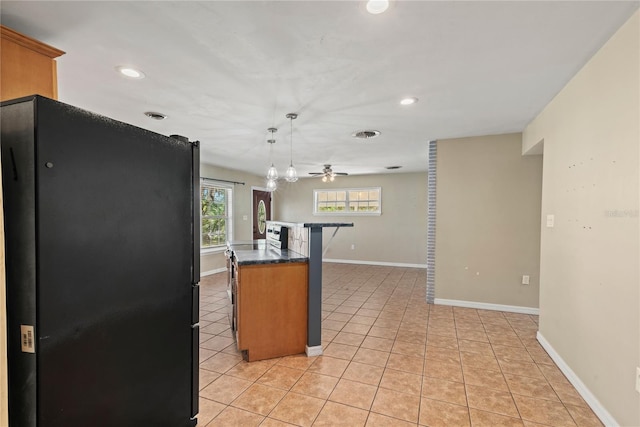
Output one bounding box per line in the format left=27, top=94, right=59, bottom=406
left=426, top=140, right=437, bottom=304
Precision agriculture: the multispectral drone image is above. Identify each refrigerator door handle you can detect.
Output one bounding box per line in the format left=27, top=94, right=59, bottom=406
left=191, top=325, right=199, bottom=418
left=191, top=285, right=199, bottom=325
left=191, top=140, right=201, bottom=285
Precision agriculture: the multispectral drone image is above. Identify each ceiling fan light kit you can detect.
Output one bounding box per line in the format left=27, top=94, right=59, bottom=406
left=310, top=164, right=348, bottom=182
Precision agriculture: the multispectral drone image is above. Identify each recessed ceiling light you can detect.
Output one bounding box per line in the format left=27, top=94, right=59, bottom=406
left=144, top=111, right=167, bottom=120
left=385, top=166, right=402, bottom=170
left=115, top=65, right=145, bottom=79
left=366, top=0, right=389, bottom=15
left=400, top=97, right=418, bottom=106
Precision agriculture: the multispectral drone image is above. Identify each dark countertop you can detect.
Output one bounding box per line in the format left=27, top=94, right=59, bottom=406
left=267, top=221, right=354, bottom=229
left=228, top=241, right=308, bottom=266
left=302, top=222, right=354, bottom=228
left=227, top=240, right=268, bottom=251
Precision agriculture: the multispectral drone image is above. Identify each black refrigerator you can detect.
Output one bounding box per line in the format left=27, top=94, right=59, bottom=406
left=1, top=95, right=200, bottom=427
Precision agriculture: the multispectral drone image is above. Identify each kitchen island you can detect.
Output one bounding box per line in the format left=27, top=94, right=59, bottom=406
left=227, top=241, right=309, bottom=362
left=226, top=221, right=353, bottom=362
left=255, top=221, right=354, bottom=358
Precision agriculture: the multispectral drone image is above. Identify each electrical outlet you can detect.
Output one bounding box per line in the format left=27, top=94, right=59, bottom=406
left=350, top=244, right=355, bottom=250
left=636, top=367, right=640, bottom=394
left=522, top=275, right=530, bottom=285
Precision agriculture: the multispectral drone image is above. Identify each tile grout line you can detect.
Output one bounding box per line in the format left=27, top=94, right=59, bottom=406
left=198, top=267, right=599, bottom=427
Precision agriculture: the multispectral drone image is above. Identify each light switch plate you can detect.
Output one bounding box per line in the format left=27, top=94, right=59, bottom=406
left=546, top=214, right=555, bottom=228
left=522, top=275, right=530, bottom=285
left=636, top=367, right=640, bottom=394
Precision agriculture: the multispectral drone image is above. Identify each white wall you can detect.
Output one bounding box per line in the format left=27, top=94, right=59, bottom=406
left=523, top=11, right=639, bottom=426
left=435, top=133, right=543, bottom=309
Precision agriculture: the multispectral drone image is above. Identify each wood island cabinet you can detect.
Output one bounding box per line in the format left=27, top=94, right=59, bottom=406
left=236, top=261, right=308, bottom=362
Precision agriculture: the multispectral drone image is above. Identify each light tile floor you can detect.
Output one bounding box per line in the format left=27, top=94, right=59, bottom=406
left=197, top=263, right=603, bottom=427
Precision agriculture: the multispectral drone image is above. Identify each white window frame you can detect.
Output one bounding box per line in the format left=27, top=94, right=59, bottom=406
left=200, top=180, right=233, bottom=253
left=313, top=187, right=382, bottom=216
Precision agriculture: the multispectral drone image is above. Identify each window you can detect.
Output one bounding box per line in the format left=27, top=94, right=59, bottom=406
left=313, top=187, right=381, bottom=215
left=201, top=182, right=233, bottom=249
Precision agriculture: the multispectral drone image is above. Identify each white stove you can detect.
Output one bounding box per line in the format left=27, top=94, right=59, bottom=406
left=266, top=224, right=288, bottom=249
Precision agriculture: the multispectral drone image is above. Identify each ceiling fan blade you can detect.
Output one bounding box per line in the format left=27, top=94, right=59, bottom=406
left=334, top=172, right=348, bottom=176
left=308, top=172, right=323, bottom=175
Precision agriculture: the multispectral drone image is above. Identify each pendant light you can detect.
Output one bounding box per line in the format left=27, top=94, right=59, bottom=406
left=266, top=177, right=277, bottom=191
left=284, top=113, right=298, bottom=182
left=266, top=127, right=278, bottom=191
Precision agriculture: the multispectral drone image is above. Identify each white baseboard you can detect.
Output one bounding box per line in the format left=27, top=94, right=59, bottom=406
left=434, top=298, right=539, bottom=315
left=305, top=345, right=323, bottom=357
left=200, top=267, right=226, bottom=277
left=536, top=332, right=618, bottom=427
left=323, top=259, right=427, bottom=269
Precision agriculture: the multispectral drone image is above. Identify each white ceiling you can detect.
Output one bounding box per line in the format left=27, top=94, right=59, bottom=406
left=2, top=1, right=637, bottom=177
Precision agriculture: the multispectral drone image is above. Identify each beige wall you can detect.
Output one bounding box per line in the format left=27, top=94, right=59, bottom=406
left=274, top=173, right=428, bottom=266
left=523, top=11, right=639, bottom=426
left=199, top=163, right=266, bottom=274
left=435, top=133, right=543, bottom=309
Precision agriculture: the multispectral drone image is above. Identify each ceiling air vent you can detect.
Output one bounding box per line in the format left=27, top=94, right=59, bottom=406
left=144, top=111, right=167, bottom=120
left=352, top=130, right=381, bottom=139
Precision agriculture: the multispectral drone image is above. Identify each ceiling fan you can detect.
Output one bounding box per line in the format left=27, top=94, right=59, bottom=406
left=309, top=164, right=348, bottom=182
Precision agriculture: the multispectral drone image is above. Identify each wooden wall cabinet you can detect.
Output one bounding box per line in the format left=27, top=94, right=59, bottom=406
left=236, top=262, right=308, bottom=362
left=0, top=25, right=65, bottom=102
